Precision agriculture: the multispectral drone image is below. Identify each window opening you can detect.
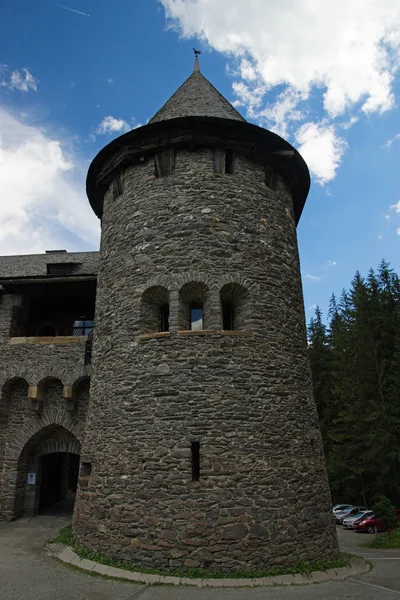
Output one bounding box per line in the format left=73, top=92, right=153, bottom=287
left=214, top=149, right=233, bottom=174
left=191, top=441, right=200, bottom=481
left=72, top=318, right=94, bottom=336
left=155, top=149, right=175, bottom=178
left=113, top=175, right=124, bottom=198
left=47, top=263, right=77, bottom=275
left=225, top=149, right=233, bottom=174
left=38, top=324, right=56, bottom=336
left=190, top=304, right=203, bottom=331
left=264, top=165, right=274, bottom=188
left=222, top=302, right=234, bottom=330
left=80, top=462, right=92, bottom=477
left=213, top=149, right=224, bottom=174
left=160, top=305, right=170, bottom=332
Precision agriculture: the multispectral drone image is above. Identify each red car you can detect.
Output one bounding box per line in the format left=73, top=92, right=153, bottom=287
left=354, top=510, right=400, bottom=533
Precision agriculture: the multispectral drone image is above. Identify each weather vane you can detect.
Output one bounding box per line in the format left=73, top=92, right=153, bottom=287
left=193, top=48, right=201, bottom=57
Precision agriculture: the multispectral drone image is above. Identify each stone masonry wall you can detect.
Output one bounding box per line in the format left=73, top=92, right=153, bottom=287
left=73, top=145, right=338, bottom=572
left=0, top=290, right=91, bottom=518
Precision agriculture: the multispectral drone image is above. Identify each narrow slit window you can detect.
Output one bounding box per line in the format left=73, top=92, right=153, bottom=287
left=160, top=304, right=170, bottom=332
left=113, top=175, right=124, bottom=198
left=222, top=302, right=234, bottom=330
left=213, top=149, right=224, bottom=174
left=264, top=165, right=274, bottom=188
left=191, top=441, right=200, bottom=481
left=190, top=303, right=203, bottom=331
left=155, top=149, right=175, bottom=178
left=225, top=149, right=233, bottom=174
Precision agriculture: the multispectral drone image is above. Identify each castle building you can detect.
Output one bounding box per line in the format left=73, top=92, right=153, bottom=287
left=0, top=58, right=338, bottom=572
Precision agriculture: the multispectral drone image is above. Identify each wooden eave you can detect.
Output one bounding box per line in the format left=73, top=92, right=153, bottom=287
left=86, top=116, right=310, bottom=225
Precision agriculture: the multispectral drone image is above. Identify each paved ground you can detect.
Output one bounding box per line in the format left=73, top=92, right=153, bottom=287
left=0, top=517, right=399, bottom=600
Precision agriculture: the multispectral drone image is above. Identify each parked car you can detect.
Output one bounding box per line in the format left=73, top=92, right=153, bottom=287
left=355, top=510, right=400, bottom=533
left=333, top=504, right=353, bottom=514
left=335, top=506, right=368, bottom=524
left=342, top=510, right=373, bottom=529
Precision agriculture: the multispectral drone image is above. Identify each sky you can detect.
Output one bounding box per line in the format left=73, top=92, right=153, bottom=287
left=1, top=0, right=400, bottom=322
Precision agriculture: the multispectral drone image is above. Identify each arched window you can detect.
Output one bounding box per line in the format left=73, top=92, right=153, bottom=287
left=141, top=286, right=170, bottom=333
left=190, top=303, right=203, bottom=331
left=160, top=304, right=170, bottom=332
left=220, top=283, right=249, bottom=330
left=38, top=324, right=56, bottom=336
left=179, top=282, right=209, bottom=331
left=222, top=302, right=234, bottom=330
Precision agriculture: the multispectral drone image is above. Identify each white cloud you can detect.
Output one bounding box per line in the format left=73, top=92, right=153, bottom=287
left=378, top=234, right=383, bottom=239
left=304, top=274, right=320, bottom=281
left=341, top=116, right=359, bottom=130
left=96, top=115, right=130, bottom=135
left=384, top=132, right=400, bottom=149
left=161, top=0, right=400, bottom=182
left=397, top=228, right=400, bottom=236
left=391, top=200, right=400, bottom=213
left=327, top=260, right=337, bottom=267
left=0, top=107, right=99, bottom=255
left=295, top=122, right=347, bottom=184
left=107, top=78, right=113, bottom=84
left=0, top=67, right=39, bottom=92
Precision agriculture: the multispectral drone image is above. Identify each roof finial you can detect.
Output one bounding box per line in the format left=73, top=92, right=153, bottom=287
left=193, top=48, right=201, bottom=73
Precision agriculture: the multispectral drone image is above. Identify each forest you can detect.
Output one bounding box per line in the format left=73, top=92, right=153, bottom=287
left=308, top=260, right=400, bottom=508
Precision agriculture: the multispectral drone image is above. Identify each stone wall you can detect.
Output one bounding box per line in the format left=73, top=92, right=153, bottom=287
left=0, top=288, right=91, bottom=519
left=0, top=372, right=89, bottom=519
left=0, top=251, right=98, bottom=278
left=73, top=145, right=338, bottom=572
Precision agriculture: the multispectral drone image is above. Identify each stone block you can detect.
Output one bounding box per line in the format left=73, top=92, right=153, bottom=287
left=58, top=547, right=77, bottom=564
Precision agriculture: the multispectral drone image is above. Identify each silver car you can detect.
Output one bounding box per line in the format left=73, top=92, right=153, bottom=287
left=342, top=510, right=372, bottom=528
left=335, top=506, right=368, bottom=524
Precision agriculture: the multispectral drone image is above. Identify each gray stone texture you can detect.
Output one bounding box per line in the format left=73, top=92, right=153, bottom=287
left=149, top=71, right=246, bottom=124
left=73, top=144, right=338, bottom=572
left=0, top=251, right=98, bottom=279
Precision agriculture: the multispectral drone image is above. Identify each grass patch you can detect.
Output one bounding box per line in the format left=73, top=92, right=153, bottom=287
left=52, top=526, right=350, bottom=579
left=360, top=528, right=400, bottom=549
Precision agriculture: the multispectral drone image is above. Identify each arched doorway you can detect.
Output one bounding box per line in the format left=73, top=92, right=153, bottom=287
left=14, top=425, right=81, bottom=518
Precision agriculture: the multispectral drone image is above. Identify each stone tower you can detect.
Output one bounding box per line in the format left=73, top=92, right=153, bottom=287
left=73, top=58, right=338, bottom=572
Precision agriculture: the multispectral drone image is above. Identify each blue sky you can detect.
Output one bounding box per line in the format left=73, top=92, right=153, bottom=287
left=1, top=0, right=400, bottom=322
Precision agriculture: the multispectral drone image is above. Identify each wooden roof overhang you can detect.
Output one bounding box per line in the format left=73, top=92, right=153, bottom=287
left=86, top=116, right=310, bottom=225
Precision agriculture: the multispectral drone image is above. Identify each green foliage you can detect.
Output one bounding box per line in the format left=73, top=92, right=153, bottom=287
left=361, top=528, right=400, bottom=548
left=372, top=495, right=399, bottom=531
left=53, top=525, right=74, bottom=546
left=54, top=526, right=348, bottom=579
left=308, top=261, right=400, bottom=507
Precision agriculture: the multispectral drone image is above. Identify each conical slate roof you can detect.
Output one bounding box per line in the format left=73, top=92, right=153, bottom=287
left=149, top=58, right=246, bottom=124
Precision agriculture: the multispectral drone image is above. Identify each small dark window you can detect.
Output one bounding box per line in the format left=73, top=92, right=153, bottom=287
left=80, top=462, right=92, bottom=477
left=213, top=149, right=224, bottom=174
left=155, top=149, right=175, bottom=178
left=47, top=263, right=77, bottom=275
left=73, top=318, right=94, bottom=336
left=265, top=165, right=274, bottom=188
left=113, top=175, right=124, bottom=198
left=160, top=305, right=170, bottom=332
left=225, top=149, right=233, bottom=174
left=222, top=302, right=234, bottom=330
left=38, top=324, right=56, bottom=336
left=191, top=441, right=200, bottom=481
left=190, top=303, right=203, bottom=331
left=214, top=149, right=233, bottom=174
